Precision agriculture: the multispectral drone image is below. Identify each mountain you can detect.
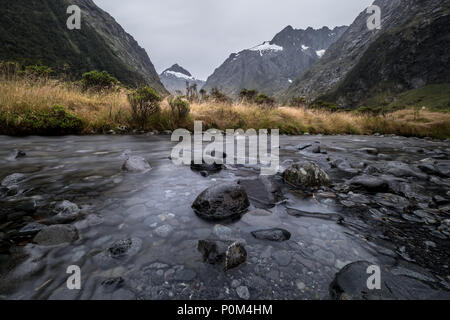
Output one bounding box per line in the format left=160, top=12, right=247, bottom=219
left=202, top=25, right=347, bottom=98
left=159, top=64, right=205, bottom=95
left=285, top=0, right=450, bottom=108
left=0, top=0, right=166, bottom=92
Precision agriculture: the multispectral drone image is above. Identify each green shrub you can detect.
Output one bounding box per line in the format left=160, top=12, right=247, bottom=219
left=169, top=97, right=190, bottom=122
left=290, top=96, right=308, bottom=108
left=255, top=94, right=276, bottom=108
left=80, top=70, right=119, bottom=91
left=210, top=88, right=232, bottom=104
left=24, top=65, right=54, bottom=77
left=312, top=100, right=339, bottom=112
left=355, top=106, right=385, bottom=116
left=128, top=86, right=161, bottom=128
left=239, top=89, right=258, bottom=102
left=6, top=105, right=85, bottom=135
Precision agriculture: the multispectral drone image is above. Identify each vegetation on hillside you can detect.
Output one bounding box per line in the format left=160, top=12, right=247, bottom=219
left=1, top=70, right=449, bottom=139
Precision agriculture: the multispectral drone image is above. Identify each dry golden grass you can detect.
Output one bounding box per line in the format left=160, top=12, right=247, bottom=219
left=1, top=77, right=449, bottom=138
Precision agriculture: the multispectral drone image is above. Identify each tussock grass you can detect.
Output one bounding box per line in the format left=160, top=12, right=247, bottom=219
left=1, top=77, right=449, bottom=139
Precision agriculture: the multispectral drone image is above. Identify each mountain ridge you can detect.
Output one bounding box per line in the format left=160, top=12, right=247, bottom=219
left=202, top=25, right=347, bottom=98
left=159, top=64, right=205, bottom=95
left=0, top=0, right=166, bottom=92
left=284, top=0, right=450, bottom=108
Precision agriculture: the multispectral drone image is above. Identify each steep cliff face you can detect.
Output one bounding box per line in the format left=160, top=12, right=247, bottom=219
left=202, top=25, right=347, bottom=98
left=0, top=0, right=166, bottom=92
left=160, top=64, right=205, bottom=95
left=285, top=0, right=450, bottom=108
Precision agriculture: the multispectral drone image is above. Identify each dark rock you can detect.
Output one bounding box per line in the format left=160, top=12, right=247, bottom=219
left=190, top=161, right=223, bottom=173
left=122, top=156, right=151, bottom=173
left=101, top=277, right=124, bottom=293
left=18, top=222, right=46, bottom=236
left=295, top=143, right=312, bottom=150
left=357, top=148, right=379, bottom=155
left=34, top=225, right=79, bottom=246
left=238, top=176, right=282, bottom=209
left=330, top=261, right=450, bottom=300
left=311, top=145, right=321, bottom=153
left=192, top=183, right=250, bottom=221
left=330, top=159, right=360, bottom=175
left=283, top=161, right=331, bottom=189
left=348, top=175, right=389, bottom=193
left=197, top=240, right=247, bottom=271
left=433, top=195, right=449, bottom=206
left=9, top=149, right=26, bottom=159
left=251, top=228, right=291, bottom=242
left=418, top=163, right=447, bottom=177
left=107, top=238, right=142, bottom=258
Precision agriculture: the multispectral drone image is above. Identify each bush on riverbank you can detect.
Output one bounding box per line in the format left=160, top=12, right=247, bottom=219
left=0, top=77, right=449, bottom=138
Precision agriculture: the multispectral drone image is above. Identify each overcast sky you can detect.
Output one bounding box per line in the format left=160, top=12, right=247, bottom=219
left=93, top=0, right=373, bottom=80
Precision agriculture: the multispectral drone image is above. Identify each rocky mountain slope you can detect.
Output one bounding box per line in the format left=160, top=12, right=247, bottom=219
left=0, top=0, right=166, bottom=92
left=159, top=64, right=205, bottom=95
left=202, top=26, right=347, bottom=98
left=285, top=0, right=450, bottom=108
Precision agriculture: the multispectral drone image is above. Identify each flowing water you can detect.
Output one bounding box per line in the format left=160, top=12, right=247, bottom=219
left=0, top=134, right=449, bottom=299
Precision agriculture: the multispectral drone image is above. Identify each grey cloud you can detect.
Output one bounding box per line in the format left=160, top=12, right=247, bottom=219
left=93, top=0, right=373, bottom=80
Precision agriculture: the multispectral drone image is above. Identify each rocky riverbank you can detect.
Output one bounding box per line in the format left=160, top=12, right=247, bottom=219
left=0, top=134, right=449, bottom=300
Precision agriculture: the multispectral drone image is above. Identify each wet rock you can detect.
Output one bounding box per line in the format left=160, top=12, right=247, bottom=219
left=192, top=183, right=250, bottom=221
left=330, top=159, right=360, bottom=175
left=190, top=161, right=223, bottom=173
left=18, top=222, right=46, bottom=236
left=348, top=175, right=389, bottom=193
left=433, top=195, right=449, bottom=206
left=197, top=240, right=247, bottom=271
left=101, top=277, right=124, bottom=293
left=283, top=161, right=331, bottom=189
left=48, top=200, right=81, bottom=224
left=384, top=162, right=426, bottom=179
left=122, top=156, right=152, bottom=173
left=373, top=193, right=410, bottom=210
left=251, top=228, right=291, bottom=242
left=107, top=238, right=142, bottom=258
left=154, top=224, right=173, bottom=238
left=190, top=152, right=226, bottom=173
left=330, top=261, right=450, bottom=300
left=311, top=145, right=321, bottom=154
left=34, top=225, right=79, bottom=246
left=238, top=176, right=282, bottom=209
left=357, top=148, right=379, bottom=155
left=418, top=163, right=447, bottom=177
left=1, top=173, right=26, bottom=188
left=9, top=149, right=26, bottom=160
left=236, top=286, right=250, bottom=300
left=295, top=143, right=312, bottom=150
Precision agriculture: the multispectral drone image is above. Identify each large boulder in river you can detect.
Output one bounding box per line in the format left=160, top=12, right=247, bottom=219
left=192, top=183, right=250, bottom=220
left=330, top=261, right=450, bottom=300
left=283, top=161, right=331, bottom=189
left=198, top=239, right=247, bottom=271
left=122, top=156, right=151, bottom=173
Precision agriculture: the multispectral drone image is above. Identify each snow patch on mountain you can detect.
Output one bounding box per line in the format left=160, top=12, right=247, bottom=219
left=316, top=49, right=326, bottom=58
left=163, top=71, right=196, bottom=81
left=249, top=42, right=283, bottom=56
